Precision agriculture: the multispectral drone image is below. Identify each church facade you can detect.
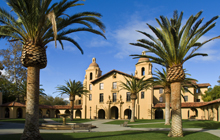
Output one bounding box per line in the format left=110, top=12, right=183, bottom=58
left=1, top=55, right=220, bottom=122
left=79, top=56, right=219, bottom=121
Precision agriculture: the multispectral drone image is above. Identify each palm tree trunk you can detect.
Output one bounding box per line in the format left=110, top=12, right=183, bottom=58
left=69, top=95, right=75, bottom=121
left=168, top=82, right=183, bottom=137
left=164, top=86, right=171, bottom=125
left=21, top=67, right=43, bottom=140
left=130, top=99, right=136, bottom=122
left=71, top=102, right=74, bottom=121
left=165, top=93, right=171, bottom=125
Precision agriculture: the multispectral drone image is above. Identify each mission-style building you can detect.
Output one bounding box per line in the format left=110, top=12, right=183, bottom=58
left=1, top=54, right=220, bottom=122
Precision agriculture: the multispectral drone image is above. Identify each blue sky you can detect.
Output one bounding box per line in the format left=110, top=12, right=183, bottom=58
left=1, top=0, right=220, bottom=100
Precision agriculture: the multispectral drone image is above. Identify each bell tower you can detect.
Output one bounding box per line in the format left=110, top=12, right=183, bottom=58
left=82, top=57, right=102, bottom=119
left=135, top=51, right=152, bottom=79
left=85, top=58, right=101, bottom=81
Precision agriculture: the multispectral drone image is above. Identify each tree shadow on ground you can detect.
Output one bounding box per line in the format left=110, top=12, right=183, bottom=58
left=0, top=131, right=211, bottom=140
left=41, top=131, right=200, bottom=140
left=184, top=120, right=220, bottom=129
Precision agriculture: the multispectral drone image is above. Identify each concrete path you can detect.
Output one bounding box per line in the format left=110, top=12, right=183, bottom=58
left=0, top=119, right=220, bottom=138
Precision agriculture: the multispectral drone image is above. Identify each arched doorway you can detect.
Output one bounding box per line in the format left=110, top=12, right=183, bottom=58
left=75, top=109, right=81, bottom=118
left=111, top=106, right=118, bottom=119
left=65, top=109, right=70, bottom=114
left=5, top=108, right=10, bottom=118
left=46, top=109, right=50, bottom=118
left=39, top=109, right=43, bottom=118
left=188, top=110, right=190, bottom=119
left=98, top=109, right=105, bottom=119
left=217, top=107, right=219, bottom=121
left=55, top=109, right=60, bottom=118
left=190, top=108, right=198, bottom=119
left=155, top=109, right=163, bottom=119
left=124, top=109, right=131, bottom=119
left=195, top=109, right=198, bottom=117
left=17, top=108, right=23, bottom=118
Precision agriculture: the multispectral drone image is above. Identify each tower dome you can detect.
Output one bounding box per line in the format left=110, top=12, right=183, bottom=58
left=89, top=57, right=99, bottom=67
left=138, top=51, right=149, bottom=62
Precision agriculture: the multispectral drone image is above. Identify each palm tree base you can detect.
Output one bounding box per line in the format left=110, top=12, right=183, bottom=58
left=130, top=120, right=135, bottom=122
left=20, top=133, right=44, bottom=140
left=167, top=130, right=183, bottom=137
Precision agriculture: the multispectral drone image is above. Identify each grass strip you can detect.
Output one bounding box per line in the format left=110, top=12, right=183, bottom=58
left=129, top=120, right=220, bottom=129
left=0, top=131, right=219, bottom=140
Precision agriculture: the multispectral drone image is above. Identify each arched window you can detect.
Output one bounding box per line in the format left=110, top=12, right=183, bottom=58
left=141, top=67, right=145, bottom=76
left=5, top=108, right=10, bottom=118
left=17, top=108, right=23, bottom=118
left=46, top=109, right=50, bottom=118
left=90, top=72, right=93, bottom=80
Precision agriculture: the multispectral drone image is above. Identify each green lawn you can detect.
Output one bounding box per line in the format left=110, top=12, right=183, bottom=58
left=129, top=120, right=220, bottom=129
left=51, top=118, right=93, bottom=123
left=104, top=119, right=165, bottom=124
left=0, top=118, right=45, bottom=124
left=0, top=131, right=219, bottom=140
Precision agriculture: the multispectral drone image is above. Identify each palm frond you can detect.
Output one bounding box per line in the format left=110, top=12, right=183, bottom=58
left=130, top=10, right=220, bottom=68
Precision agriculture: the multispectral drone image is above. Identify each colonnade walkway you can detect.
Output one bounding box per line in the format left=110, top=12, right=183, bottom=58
left=0, top=118, right=220, bottom=138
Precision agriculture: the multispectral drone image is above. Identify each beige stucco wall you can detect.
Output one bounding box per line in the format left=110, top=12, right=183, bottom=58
left=0, top=57, right=216, bottom=121
left=81, top=58, right=153, bottom=119
left=80, top=57, right=214, bottom=120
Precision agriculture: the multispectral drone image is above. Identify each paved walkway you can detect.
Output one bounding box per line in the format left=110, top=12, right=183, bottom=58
left=0, top=119, right=220, bottom=138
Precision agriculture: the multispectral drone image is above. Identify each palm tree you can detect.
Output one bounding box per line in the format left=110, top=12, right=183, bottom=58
left=0, top=0, right=105, bottom=139
left=130, top=11, right=219, bottom=137
left=120, top=75, right=151, bottom=122
left=152, top=68, right=197, bottom=125
left=56, top=80, right=89, bottom=121
left=152, top=68, right=171, bottom=125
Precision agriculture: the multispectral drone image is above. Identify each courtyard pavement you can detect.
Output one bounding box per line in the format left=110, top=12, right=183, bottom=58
left=0, top=119, right=220, bottom=138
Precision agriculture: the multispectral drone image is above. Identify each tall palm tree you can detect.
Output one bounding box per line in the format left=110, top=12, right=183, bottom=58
left=56, top=80, right=89, bottom=121
left=130, top=11, right=219, bottom=137
left=0, top=0, right=105, bottom=139
left=120, top=76, right=151, bottom=122
left=152, top=68, right=197, bottom=125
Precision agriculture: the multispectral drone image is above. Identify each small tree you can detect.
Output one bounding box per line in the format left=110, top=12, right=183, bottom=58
left=56, top=80, right=89, bottom=121
left=0, top=41, right=27, bottom=84
left=202, top=86, right=220, bottom=101
left=152, top=68, right=197, bottom=125
left=120, top=76, right=152, bottom=122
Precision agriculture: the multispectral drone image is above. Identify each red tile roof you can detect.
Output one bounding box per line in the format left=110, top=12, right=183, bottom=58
left=53, top=105, right=82, bottom=110
left=153, top=85, right=163, bottom=89
left=197, top=83, right=211, bottom=87
left=39, top=104, right=54, bottom=109
left=1, top=101, right=25, bottom=107
left=1, top=102, right=82, bottom=110
left=204, top=98, right=220, bottom=106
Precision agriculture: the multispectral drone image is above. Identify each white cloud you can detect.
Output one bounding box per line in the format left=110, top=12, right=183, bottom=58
left=112, top=20, right=157, bottom=58
left=64, top=97, right=69, bottom=101
left=189, top=36, right=220, bottom=62
left=0, top=69, right=9, bottom=77
left=64, top=45, right=77, bottom=52
left=111, top=15, right=220, bottom=62
left=87, top=38, right=111, bottom=47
